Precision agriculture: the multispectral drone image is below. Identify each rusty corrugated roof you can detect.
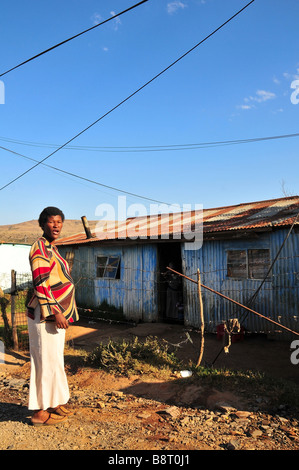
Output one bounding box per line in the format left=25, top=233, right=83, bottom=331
left=56, top=196, right=299, bottom=246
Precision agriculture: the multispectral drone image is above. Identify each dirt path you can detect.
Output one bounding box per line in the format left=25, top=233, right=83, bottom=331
left=0, top=320, right=299, bottom=452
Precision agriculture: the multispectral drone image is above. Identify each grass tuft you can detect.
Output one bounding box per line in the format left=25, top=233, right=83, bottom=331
left=86, top=335, right=182, bottom=377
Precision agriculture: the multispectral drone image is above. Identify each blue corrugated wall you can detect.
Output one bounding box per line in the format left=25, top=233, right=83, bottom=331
left=182, top=228, right=299, bottom=336
left=60, top=243, right=158, bottom=322
left=60, top=228, right=299, bottom=335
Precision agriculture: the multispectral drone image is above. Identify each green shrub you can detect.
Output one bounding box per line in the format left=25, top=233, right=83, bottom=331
left=87, top=336, right=182, bottom=377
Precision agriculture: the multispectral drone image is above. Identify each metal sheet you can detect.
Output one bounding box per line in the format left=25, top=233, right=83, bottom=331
left=60, top=243, right=158, bottom=322
left=182, top=229, right=299, bottom=337
left=56, top=196, right=299, bottom=246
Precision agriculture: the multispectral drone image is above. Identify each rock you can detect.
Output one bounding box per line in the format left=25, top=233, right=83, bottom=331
left=249, top=429, right=263, bottom=438
left=234, top=411, right=251, bottom=419
left=96, top=401, right=105, bottom=409
left=278, top=416, right=289, bottom=424
left=180, top=416, right=192, bottom=426
left=215, top=402, right=236, bottom=414
left=113, top=404, right=125, bottom=410
left=157, top=406, right=181, bottom=420
left=226, top=439, right=240, bottom=450
left=111, top=391, right=124, bottom=398
left=137, top=412, right=151, bottom=419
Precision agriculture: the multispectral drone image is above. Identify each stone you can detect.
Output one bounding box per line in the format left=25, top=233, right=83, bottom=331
left=157, top=406, right=181, bottom=420
left=226, top=439, right=240, bottom=450
left=234, top=411, right=251, bottom=419
left=249, top=429, right=263, bottom=438
left=215, top=402, right=236, bottom=414
left=96, top=401, right=105, bottom=409
left=137, top=412, right=151, bottom=419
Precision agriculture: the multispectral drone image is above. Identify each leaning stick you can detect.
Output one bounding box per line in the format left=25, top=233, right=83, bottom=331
left=196, top=269, right=205, bottom=367
left=166, top=267, right=299, bottom=337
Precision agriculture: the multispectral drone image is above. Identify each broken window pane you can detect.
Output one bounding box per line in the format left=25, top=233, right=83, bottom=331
left=248, top=249, right=270, bottom=279
left=96, top=256, right=120, bottom=279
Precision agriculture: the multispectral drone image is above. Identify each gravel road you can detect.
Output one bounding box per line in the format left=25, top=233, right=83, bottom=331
left=1, top=361, right=299, bottom=452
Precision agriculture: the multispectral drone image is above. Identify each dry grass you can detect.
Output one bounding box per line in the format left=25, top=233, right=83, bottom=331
left=0, top=219, right=98, bottom=244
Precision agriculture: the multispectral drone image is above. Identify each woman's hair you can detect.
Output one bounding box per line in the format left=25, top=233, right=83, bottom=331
left=38, top=207, right=65, bottom=228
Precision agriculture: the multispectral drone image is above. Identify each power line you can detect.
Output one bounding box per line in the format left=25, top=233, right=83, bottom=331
left=0, top=1, right=149, bottom=78
left=1, top=128, right=298, bottom=198
left=0, top=131, right=298, bottom=153
left=0, top=0, right=255, bottom=192
left=0, top=145, right=170, bottom=205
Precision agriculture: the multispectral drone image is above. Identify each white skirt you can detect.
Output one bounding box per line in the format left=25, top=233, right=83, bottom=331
left=27, top=305, right=70, bottom=411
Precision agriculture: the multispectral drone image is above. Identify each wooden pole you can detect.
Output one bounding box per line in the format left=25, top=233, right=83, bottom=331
left=166, top=266, right=299, bottom=337
left=11, top=270, right=18, bottom=351
left=196, top=268, right=205, bottom=367
left=81, top=216, right=93, bottom=239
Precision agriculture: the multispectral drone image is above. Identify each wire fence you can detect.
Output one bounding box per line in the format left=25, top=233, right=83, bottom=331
left=0, top=271, right=32, bottom=351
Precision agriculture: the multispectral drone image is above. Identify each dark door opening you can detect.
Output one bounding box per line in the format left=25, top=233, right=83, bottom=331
left=158, top=242, right=184, bottom=323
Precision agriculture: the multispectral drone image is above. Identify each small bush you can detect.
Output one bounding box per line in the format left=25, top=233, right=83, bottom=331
left=86, top=336, right=182, bottom=377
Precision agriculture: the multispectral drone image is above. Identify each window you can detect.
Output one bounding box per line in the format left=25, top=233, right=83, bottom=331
left=248, top=249, right=270, bottom=279
left=227, top=250, right=247, bottom=278
left=227, top=249, right=270, bottom=279
left=96, top=256, right=121, bottom=279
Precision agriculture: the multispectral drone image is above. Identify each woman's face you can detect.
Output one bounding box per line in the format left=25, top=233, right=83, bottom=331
left=42, top=215, right=63, bottom=243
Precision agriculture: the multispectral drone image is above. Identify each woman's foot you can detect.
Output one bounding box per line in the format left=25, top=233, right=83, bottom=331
left=47, top=404, right=74, bottom=416
left=31, top=410, right=67, bottom=426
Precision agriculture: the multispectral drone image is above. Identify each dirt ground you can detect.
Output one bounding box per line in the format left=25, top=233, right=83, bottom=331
left=1, top=319, right=299, bottom=453
left=65, top=319, right=299, bottom=383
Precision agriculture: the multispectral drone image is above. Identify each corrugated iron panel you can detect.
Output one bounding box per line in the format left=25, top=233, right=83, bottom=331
left=123, top=244, right=158, bottom=322
left=182, top=229, right=299, bottom=337
left=56, top=196, right=299, bottom=247
left=60, top=243, right=158, bottom=323
left=269, top=228, right=299, bottom=336
left=62, top=245, right=96, bottom=307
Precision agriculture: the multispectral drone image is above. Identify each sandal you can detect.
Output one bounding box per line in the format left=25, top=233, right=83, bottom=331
left=31, top=412, right=67, bottom=426
left=49, top=405, right=74, bottom=416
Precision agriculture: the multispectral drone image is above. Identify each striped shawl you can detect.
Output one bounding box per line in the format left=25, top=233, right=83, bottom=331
left=26, top=237, right=79, bottom=323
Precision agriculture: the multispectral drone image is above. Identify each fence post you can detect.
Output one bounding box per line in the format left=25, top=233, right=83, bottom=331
left=196, top=268, right=204, bottom=367
left=11, top=270, right=18, bottom=351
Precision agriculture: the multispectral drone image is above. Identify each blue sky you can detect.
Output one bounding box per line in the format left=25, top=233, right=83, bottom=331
left=0, top=0, right=298, bottom=225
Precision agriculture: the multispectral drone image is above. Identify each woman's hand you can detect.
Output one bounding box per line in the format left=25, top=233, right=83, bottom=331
left=55, top=312, right=69, bottom=329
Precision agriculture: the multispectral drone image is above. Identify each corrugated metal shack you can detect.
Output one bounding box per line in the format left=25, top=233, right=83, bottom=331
left=56, top=196, right=299, bottom=336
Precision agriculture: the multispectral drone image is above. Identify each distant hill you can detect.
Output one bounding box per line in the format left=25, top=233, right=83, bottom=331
left=0, top=219, right=98, bottom=245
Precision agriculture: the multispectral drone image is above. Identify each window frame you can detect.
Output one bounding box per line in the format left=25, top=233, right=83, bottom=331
left=96, top=255, right=121, bottom=280
left=226, top=248, right=270, bottom=280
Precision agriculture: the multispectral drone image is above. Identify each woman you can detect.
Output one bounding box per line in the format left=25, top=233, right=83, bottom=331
left=26, top=207, right=79, bottom=426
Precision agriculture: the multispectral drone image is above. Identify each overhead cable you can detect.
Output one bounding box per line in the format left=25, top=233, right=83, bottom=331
left=0, top=145, right=170, bottom=205
left=0, top=0, right=255, bottom=192
left=0, top=0, right=149, bottom=78
left=0, top=130, right=298, bottom=153
left=1, top=129, right=297, bottom=200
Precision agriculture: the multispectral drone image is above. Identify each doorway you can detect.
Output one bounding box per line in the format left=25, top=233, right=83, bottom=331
left=158, top=242, right=184, bottom=323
